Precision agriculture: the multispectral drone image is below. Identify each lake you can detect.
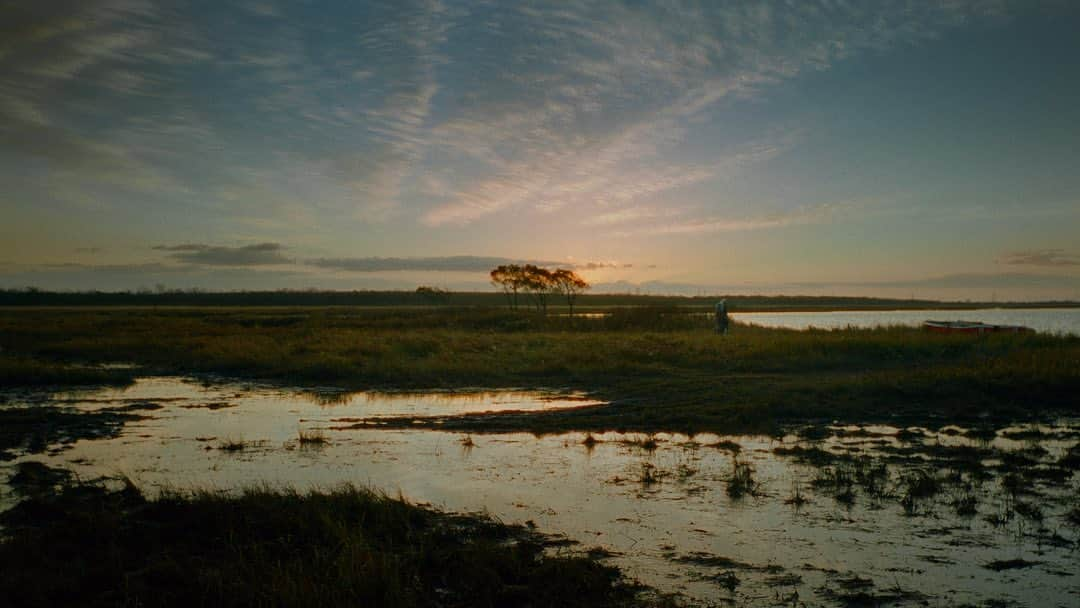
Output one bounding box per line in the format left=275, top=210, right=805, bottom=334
left=733, top=307, right=1080, bottom=335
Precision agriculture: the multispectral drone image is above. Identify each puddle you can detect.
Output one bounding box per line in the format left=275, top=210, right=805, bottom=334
left=26, top=377, right=601, bottom=417
left=2, top=377, right=1078, bottom=606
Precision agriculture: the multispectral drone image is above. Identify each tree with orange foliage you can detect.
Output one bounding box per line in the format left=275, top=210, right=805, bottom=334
left=551, top=268, right=589, bottom=316
left=490, top=264, right=525, bottom=309
left=520, top=264, right=554, bottom=313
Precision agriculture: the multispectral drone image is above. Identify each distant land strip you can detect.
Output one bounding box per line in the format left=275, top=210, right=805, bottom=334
left=0, top=289, right=1076, bottom=311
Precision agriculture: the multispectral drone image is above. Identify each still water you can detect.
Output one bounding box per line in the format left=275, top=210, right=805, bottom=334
left=2, top=378, right=1078, bottom=606
left=734, top=308, right=1080, bottom=335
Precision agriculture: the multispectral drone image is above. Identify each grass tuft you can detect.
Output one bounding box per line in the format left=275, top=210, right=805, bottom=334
left=726, top=458, right=757, bottom=498
left=298, top=429, right=329, bottom=446
left=217, top=437, right=248, bottom=452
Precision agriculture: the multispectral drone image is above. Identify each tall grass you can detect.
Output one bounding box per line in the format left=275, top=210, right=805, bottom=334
left=0, top=479, right=672, bottom=608
left=1, top=307, right=1077, bottom=433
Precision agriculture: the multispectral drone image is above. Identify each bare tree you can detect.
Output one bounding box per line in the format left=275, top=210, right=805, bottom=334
left=551, top=268, right=589, bottom=315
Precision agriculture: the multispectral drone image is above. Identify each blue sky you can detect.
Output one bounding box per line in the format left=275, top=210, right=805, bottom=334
left=2, top=1, right=1078, bottom=299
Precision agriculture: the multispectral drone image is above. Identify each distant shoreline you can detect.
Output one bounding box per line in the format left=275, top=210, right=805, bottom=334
left=1, top=289, right=1077, bottom=311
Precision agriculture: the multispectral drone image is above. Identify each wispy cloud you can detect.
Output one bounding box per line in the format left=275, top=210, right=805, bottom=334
left=153, top=243, right=290, bottom=266
left=0, top=1, right=452, bottom=223
left=2, top=1, right=1025, bottom=232
left=823, top=273, right=1080, bottom=290
left=307, top=256, right=625, bottom=273
left=5, top=0, right=1065, bottom=303
left=582, top=206, right=680, bottom=227
left=420, top=2, right=1007, bottom=226
left=612, top=201, right=855, bottom=236
left=998, top=249, right=1080, bottom=267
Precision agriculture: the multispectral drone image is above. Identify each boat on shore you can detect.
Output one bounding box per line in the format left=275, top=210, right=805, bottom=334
left=923, top=320, right=1034, bottom=334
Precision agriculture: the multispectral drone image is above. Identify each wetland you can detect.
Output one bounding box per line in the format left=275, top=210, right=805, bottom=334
left=1, top=306, right=1078, bottom=606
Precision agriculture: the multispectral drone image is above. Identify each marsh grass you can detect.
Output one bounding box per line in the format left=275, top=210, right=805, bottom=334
left=1, top=308, right=1078, bottom=434
left=217, top=436, right=248, bottom=452
left=0, top=354, right=135, bottom=388
left=726, top=459, right=757, bottom=498
left=636, top=462, right=665, bottom=486
left=582, top=433, right=601, bottom=449
left=898, top=469, right=941, bottom=515
left=0, top=478, right=670, bottom=608
left=673, top=451, right=699, bottom=481
left=298, top=429, right=328, bottom=446
left=806, top=459, right=892, bottom=506
left=706, top=439, right=742, bottom=453
left=784, top=481, right=809, bottom=507
left=623, top=434, right=660, bottom=452
left=985, top=495, right=1017, bottom=528
left=951, top=491, right=979, bottom=516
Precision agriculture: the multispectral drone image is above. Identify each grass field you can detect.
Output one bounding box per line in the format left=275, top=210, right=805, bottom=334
left=2, top=306, right=1077, bottom=433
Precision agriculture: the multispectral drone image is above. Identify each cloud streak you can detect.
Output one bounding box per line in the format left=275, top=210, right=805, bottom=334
left=1, top=1, right=1029, bottom=234
left=154, top=243, right=290, bottom=266
left=611, top=201, right=855, bottom=237
left=419, top=2, right=1011, bottom=227
left=998, top=249, right=1080, bottom=267
left=307, top=256, right=627, bottom=273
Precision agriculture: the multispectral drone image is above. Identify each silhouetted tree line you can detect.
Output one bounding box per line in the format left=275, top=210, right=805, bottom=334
left=1, top=287, right=1055, bottom=310
left=415, top=286, right=451, bottom=305
left=489, top=265, right=590, bottom=314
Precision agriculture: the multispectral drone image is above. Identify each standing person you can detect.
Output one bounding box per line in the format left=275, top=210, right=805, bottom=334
left=715, top=299, right=729, bottom=335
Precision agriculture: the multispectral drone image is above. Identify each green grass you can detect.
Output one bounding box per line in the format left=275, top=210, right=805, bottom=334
left=0, top=476, right=670, bottom=608
left=1, top=307, right=1078, bottom=434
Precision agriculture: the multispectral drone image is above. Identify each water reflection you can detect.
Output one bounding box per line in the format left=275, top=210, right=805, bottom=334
left=733, top=307, right=1080, bottom=335
left=2, top=377, right=1078, bottom=607
left=46, top=377, right=602, bottom=417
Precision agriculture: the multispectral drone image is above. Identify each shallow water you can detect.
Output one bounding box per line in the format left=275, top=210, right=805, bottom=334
left=733, top=307, right=1080, bottom=335
left=3, top=378, right=1078, bottom=606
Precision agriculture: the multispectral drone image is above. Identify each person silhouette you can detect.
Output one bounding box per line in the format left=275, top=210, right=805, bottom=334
left=715, top=299, right=729, bottom=335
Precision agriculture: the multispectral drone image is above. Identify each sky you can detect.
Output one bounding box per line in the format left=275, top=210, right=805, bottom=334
left=2, top=1, right=1079, bottom=300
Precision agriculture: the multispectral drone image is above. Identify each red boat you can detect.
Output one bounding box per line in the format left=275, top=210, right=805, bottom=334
left=923, top=320, right=1033, bottom=334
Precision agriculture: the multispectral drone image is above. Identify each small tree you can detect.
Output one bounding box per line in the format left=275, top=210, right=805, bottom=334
left=490, top=264, right=525, bottom=309
left=520, top=265, right=554, bottom=313
left=551, top=268, right=589, bottom=315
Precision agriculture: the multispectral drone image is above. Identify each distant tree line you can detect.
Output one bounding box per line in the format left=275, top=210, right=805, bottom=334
left=414, top=285, right=451, bottom=305
left=2, top=287, right=1061, bottom=310
left=489, top=264, right=590, bottom=314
